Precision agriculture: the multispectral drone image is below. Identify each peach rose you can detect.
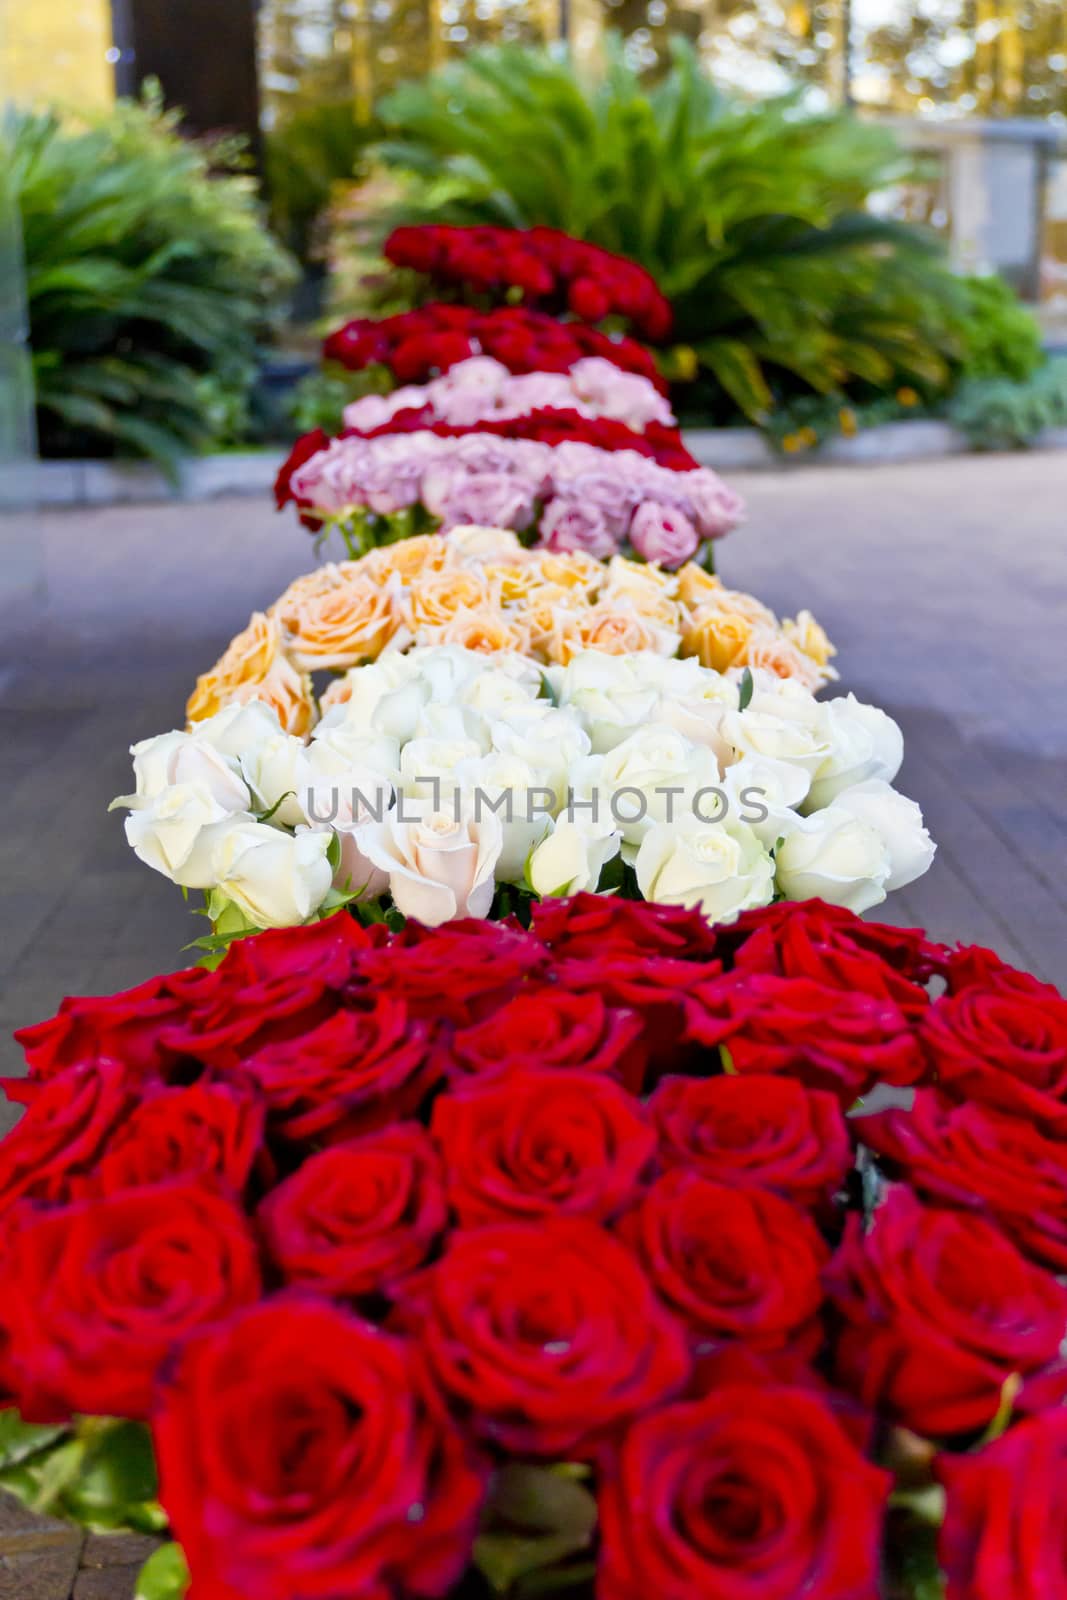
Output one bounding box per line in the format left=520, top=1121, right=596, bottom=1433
left=281, top=577, right=398, bottom=672
left=479, top=561, right=544, bottom=606
left=357, top=804, right=504, bottom=926
left=549, top=603, right=679, bottom=664
left=225, top=659, right=316, bottom=737
left=358, top=535, right=454, bottom=585
left=402, top=569, right=494, bottom=631
left=420, top=610, right=533, bottom=656
left=269, top=565, right=348, bottom=615
left=187, top=613, right=315, bottom=733
left=737, top=626, right=832, bottom=692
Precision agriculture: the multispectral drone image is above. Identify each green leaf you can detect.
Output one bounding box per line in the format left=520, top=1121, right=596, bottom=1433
left=737, top=667, right=754, bottom=711
left=0, top=1411, right=70, bottom=1470
left=136, top=1542, right=190, bottom=1600
left=473, top=1463, right=598, bottom=1593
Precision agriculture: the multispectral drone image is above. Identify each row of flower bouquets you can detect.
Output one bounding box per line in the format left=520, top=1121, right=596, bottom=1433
left=8, top=226, right=1063, bottom=1600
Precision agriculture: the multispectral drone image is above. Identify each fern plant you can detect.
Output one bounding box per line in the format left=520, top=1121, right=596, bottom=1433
left=373, top=40, right=971, bottom=424
left=7, top=90, right=297, bottom=471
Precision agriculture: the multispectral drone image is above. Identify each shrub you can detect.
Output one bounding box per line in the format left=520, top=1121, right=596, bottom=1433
left=949, top=358, right=1067, bottom=451
left=956, top=273, right=1044, bottom=383
left=264, top=99, right=378, bottom=265
left=372, top=39, right=971, bottom=424
left=8, top=88, right=298, bottom=471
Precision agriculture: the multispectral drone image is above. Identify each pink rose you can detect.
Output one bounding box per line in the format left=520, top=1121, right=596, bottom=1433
left=628, top=500, right=700, bottom=568
left=539, top=496, right=618, bottom=559
left=440, top=470, right=536, bottom=532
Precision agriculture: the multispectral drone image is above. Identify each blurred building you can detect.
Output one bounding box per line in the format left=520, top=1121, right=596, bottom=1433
left=3, top=0, right=1066, bottom=307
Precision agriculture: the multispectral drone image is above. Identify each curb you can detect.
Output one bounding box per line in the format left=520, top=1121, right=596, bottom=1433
left=30, top=424, right=1067, bottom=508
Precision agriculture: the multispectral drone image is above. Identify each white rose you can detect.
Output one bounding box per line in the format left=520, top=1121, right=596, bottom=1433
left=527, top=817, right=621, bottom=898
left=830, top=779, right=936, bottom=890
left=240, top=732, right=311, bottom=828
left=412, top=645, right=498, bottom=704
left=357, top=802, right=504, bottom=926
left=774, top=808, right=892, bottom=913
left=306, top=725, right=400, bottom=782
left=211, top=821, right=334, bottom=928
left=572, top=725, right=720, bottom=854
left=635, top=817, right=775, bottom=924
left=489, top=707, right=592, bottom=804
left=806, top=695, right=904, bottom=809
left=460, top=666, right=543, bottom=720
left=410, top=701, right=491, bottom=749
left=399, top=736, right=485, bottom=802
left=190, top=701, right=285, bottom=760
left=124, top=790, right=252, bottom=889
left=721, top=754, right=811, bottom=849
left=720, top=707, right=832, bottom=777
left=320, top=655, right=427, bottom=741
left=120, top=730, right=250, bottom=812
left=742, top=671, right=823, bottom=731
left=455, top=751, right=553, bottom=882
left=547, top=653, right=660, bottom=752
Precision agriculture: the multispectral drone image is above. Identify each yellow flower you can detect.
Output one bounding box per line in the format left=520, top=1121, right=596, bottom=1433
left=676, top=562, right=723, bottom=608
left=838, top=407, right=858, bottom=437
left=480, top=561, right=544, bottom=606
left=781, top=433, right=803, bottom=455
left=783, top=609, right=837, bottom=673
left=534, top=551, right=605, bottom=594
left=797, top=426, right=819, bottom=449
left=896, top=386, right=920, bottom=408
left=681, top=609, right=753, bottom=672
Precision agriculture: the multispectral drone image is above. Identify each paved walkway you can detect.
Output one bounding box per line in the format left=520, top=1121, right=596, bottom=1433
left=2, top=455, right=1065, bottom=1118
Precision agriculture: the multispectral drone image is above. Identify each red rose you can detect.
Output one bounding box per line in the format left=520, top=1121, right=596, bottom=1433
left=430, top=1067, right=655, bottom=1225
left=155, top=1297, right=486, bottom=1600
left=690, top=972, right=924, bottom=1104
left=531, top=892, right=720, bottom=963
left=649, top=1072, right=852, bottom=1210
left=322, top=321, right=387, bottom=370
left=399, top=1219, right=689, bottom=1456
left=258, top=1124, right=445, bottom=1298
left=827, top=1186, right=1067, bottom=1436
left=935, top=1411, right=1067, bottom=1600
left=360, top=918, right=547, bottom=1025
left=445, top=989, right=647, bottom=1091
left=272, top=427, right=329, bottom=510
left=942, top=942, right=1060, bottom=997
left=0, top=1061, right=129, bottom=1218
left=920, top=985, right=1067, bottom=1131
left=392, top=331, right=475, bottom=383
left=727, top=899, right=939, bottom=1021
left=239, top=996, right=439, bottom=1143
left=598, top=1382, right=889, bottom=1600
left=619, top=1170, right=828, bottom=1354
left=220, top=909, right=375, bottom=989
left=92, top=1081, right=266, bottom=1198
left=0, top=1182, right=261, bottom=1420
left=568, top=276, right=612, bottom=324
left=12, top=972, right=189, bottom=1088
left=856, top=1088, right=1067, bottom=1273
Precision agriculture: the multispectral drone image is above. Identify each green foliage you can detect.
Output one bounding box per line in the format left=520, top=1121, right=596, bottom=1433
left=0, top=1411, right=166, bottom=1533
left=287, top=363, right=390, bottom=433
left=955, top=273, right=1044, bottom=382
left=373, top=39, right=970, bottom=423
left=7, top=88, right=298, bottom=471
left=136, top=1542, right=190, bottom=1600
left=264, top=99, right=379, bottom=264
left=949, top=357, right=1067, bottom=450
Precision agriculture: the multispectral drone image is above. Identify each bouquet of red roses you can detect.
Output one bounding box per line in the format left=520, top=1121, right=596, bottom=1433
left=384, top=224, right=674, bottom=342
left=4, top=895, right=1067, bottom=1598
left=323, top=304, right=666, bottom=390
